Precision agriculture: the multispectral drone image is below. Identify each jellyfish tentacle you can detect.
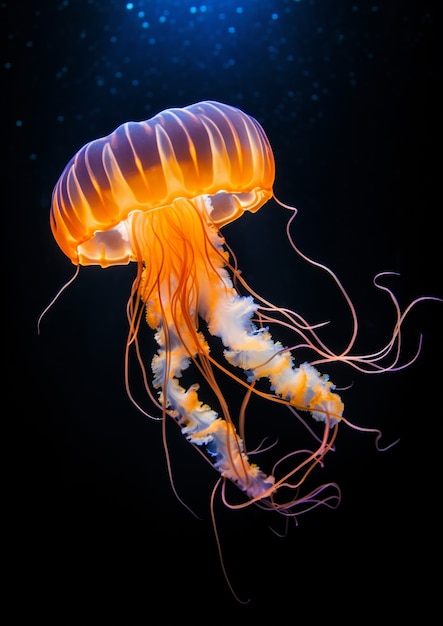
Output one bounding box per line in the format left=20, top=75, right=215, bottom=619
left=150, top=327, right=275, bottom=500
left=202, top=268, right=344, bottom=426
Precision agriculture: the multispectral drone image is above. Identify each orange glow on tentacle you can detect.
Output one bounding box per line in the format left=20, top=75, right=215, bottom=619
left=121, top=198, right=275, bottom=498
left=115, top=188, right=438, bottom=516
left=114, top=195, right=348, bottom=503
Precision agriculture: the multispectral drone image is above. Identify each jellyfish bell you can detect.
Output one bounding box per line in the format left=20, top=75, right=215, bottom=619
left=50, top=101, right=275, bottom=268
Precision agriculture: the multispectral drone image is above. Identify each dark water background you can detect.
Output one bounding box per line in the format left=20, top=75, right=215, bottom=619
left=3, top=1, right=442, bottom=623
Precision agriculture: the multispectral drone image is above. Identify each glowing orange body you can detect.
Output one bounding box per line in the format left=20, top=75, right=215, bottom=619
left=48, top=99, right=434, bottom=514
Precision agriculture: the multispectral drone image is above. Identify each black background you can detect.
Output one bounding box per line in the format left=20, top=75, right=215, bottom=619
left=4, top=1, right=442, bottom=623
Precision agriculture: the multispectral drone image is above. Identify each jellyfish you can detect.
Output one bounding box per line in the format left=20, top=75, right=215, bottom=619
left=46, top=100, right=435, bottom=520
